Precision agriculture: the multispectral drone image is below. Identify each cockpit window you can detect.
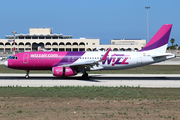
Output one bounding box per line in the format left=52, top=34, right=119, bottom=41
left=7, top=56, right=18, bottom=60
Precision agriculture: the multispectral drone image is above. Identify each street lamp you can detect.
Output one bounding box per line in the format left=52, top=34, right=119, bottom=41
left=12, top=31, right=17, bottom=55
left=145, top=6, right=150, bottom=43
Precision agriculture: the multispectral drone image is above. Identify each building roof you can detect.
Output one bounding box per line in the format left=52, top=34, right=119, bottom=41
left=5, top=28, right=72, bottom=39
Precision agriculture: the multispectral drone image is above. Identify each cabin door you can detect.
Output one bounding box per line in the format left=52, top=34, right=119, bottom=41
left=23, top=53, right=29, bottom=64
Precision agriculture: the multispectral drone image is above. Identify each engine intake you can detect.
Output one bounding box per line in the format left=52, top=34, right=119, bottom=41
left=52, top=67, right=76, bottom=77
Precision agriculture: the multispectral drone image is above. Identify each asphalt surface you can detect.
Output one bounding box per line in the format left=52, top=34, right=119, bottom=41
left=0, top=74, right=180, bottom=87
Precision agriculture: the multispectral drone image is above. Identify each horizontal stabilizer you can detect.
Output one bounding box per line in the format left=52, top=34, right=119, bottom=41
left=152, top=53, right=175, bottom=58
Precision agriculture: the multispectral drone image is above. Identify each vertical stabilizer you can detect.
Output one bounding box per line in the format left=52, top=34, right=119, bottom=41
left=139, top=24, right=172, bottom=53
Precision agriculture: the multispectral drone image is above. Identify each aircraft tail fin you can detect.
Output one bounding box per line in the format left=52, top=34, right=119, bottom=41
left=139, top=24, right=172, bottom=53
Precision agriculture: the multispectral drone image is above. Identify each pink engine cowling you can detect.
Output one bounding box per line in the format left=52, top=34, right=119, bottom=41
left=52, top=67, right=76, bottom=77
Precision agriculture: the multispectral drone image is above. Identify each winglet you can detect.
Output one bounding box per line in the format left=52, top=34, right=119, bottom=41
left=101, top=48, right=111, bottom=61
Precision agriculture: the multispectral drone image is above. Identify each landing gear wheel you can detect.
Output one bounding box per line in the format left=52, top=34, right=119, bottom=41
left=25, top=70, right=29, bottom=79
left=82, top=73, right=88, bottom=79
left=25, top=75, right=29, bottom=79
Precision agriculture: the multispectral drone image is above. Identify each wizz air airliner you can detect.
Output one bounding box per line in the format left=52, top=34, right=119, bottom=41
left=4, top=24, right=175, bottom=78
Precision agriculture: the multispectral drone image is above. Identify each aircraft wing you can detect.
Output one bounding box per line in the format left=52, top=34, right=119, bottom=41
left=65, top=60, right=96, bottom=67
left=62, top=48, right=111, bottom=70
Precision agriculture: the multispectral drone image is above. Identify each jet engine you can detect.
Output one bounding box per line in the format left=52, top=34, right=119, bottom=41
left=52, top=67, right=77, bottom=77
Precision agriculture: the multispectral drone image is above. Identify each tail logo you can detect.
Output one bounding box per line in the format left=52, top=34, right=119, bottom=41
left=139, top=24, right=172, bottom=52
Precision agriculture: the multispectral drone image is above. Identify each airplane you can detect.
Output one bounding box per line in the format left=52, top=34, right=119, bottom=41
left=4, top=24, right=175, bottom=79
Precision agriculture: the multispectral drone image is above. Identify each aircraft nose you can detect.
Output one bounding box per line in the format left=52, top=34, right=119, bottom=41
left=4, top=61, right=8, bottom=67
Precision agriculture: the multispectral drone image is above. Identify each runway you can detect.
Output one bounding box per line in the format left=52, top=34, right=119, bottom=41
left=0, top=74, right=180, bottom=88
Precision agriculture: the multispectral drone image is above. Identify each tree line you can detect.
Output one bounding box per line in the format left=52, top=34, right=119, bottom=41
left=167, top=38, right=180, bottom=50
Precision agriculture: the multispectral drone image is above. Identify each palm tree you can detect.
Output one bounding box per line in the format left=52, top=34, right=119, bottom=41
left=170, top=38, right=175, bottom=49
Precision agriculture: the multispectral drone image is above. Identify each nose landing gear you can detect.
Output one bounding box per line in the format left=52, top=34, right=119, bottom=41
left=25, top=70, right=29, bottom=79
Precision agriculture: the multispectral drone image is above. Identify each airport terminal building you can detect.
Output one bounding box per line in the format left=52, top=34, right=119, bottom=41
left=0, top=28, right=146, bottom=53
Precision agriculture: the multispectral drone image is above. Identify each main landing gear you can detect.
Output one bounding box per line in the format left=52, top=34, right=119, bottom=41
left=82, top=72, right=88, bottom=79
left=25, top=70, right=29, bottom=79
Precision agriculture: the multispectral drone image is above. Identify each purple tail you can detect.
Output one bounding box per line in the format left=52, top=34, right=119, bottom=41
left=139, top=24, right=172, bottom=52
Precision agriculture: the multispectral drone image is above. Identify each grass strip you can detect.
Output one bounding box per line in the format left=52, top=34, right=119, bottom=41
left=0, top=86, right=180, bottom=100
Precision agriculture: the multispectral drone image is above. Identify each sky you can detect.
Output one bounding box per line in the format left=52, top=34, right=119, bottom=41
left=0, top=0, right=179, bottom=46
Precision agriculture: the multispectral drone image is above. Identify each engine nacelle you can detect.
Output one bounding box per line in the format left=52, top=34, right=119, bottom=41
left=52, top=67, right=76, bottom=77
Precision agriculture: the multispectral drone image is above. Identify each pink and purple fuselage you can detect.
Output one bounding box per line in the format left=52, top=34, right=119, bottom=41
left=6, top=51, right=85, bottom=70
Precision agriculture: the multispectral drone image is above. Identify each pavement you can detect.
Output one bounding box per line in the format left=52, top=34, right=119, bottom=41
left=152, top=57, right=180, bottom=65
left=0, top=74, right=180, bottom=87
left=0, top=60, right=5, bottom=65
